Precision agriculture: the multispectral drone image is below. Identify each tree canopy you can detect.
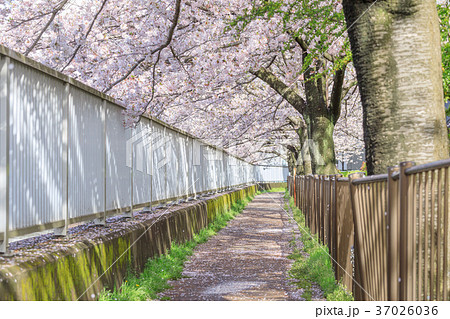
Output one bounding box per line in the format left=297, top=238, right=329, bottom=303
left=1, top=0, right=447, bottom=170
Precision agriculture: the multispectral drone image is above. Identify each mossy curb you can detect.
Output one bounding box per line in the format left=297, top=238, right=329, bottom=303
left=0, top=186, right=256, bottom=300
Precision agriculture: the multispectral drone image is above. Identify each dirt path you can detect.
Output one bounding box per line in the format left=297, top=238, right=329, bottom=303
left=160, top=192, right=314, bottom=301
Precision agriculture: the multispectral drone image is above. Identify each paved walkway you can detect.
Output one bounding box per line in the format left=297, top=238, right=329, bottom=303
left=161, top=192, right=308, bottom=301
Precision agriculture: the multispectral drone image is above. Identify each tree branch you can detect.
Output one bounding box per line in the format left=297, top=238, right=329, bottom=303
left=103, top=0, right=182, bottom=93
left=24, top=0, right=69, bottom=56
left=341, top=80, right=358, bottom=102
left=293, top=36, right=308, bottom=52
left=293, top=35, right=336, bottom=63
left=250, top=67, right=306, bottom=114
left=61, top=0, right=108, bottom=72
left=330, top=63, right=348, bottom=124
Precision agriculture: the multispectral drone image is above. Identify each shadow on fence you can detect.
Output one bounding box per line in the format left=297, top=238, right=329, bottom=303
left=288, top=158, right=450, bottom=301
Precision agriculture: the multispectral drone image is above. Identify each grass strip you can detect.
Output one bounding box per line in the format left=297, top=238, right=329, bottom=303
left=284, top=190, right=353, bottom=301
left=99, top=194, right=255, bottom=301
left=338, top=170, right=366, bottom=178
left=262, top=187, right=286, bottom=193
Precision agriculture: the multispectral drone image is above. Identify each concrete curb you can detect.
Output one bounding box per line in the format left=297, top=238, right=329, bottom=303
left=0, top=186, right=256, bottom=300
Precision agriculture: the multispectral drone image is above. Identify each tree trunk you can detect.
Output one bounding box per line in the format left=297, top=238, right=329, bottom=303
left=310, top=114, right=338, bottom=175
left=287, top=151, right=296, bottom=176
left=304, top=61, right=339, bottom=175
left=298, top=123, right=313, bottom=175
left=343, top=0, right=449, bottom=175
left=252, top=55, right=346, bottom=176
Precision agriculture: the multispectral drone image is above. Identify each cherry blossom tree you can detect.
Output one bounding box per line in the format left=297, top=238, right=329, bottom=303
left=228, top=0, right=360, bottom=174
left=0, top=0, right=364, bottom=172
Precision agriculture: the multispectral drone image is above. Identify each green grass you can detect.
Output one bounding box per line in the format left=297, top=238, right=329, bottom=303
left=99, top=196, right=253, bottom=301
left=256, top=187, right=286, bottom=194
left=284, top=190, right=353, bottom=301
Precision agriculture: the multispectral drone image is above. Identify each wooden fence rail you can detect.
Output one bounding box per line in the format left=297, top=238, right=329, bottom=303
left=287, top=158, right=450, bottom=301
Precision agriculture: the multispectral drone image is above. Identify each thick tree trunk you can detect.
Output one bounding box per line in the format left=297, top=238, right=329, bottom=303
left=343, top=0, right=449, bottom=175
left=287, top=151, right=297, bottom=176
left=297, top=122, right=313, bottom=175
left=310, top=115, right=338, bottom=175
left=252, top=58, right=345, bottom=176
left=287, top=120, right=313, bottom=176
left=304, top=62, right=339, bottom=175
left=302, top=144, right=313, bottom=175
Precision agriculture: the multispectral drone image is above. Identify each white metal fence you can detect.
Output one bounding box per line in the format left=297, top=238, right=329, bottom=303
left=0, top=45, right=287, bottom=253
left=253, top=165, right=288, bottom=183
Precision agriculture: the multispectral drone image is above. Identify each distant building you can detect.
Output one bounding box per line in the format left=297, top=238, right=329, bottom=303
left=336, top=148, right=365, bottom=171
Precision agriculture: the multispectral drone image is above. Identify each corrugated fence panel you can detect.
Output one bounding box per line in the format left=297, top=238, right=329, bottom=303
left=201, top=144, right=210, bottom=191
left=9, top=60, right=64, bottom=231
left=68, top=86, right=105, bottom=218
left=106, top=102, right=131, bottom=211
left=186, top=137, right=195, bottom=195
left=132, top=118, right=152, bottom=206
left=0, top=56, right=7, bottom=240
left=214, top=148, right=221, bottom=190
left=165, top=128, right=177, bottom=199
left=151, top=122, right=166, bottom=202
left=192, top=139, right=203, bottom=194
left=254, top=166, right=288, bottom=182
left=233, top=156, right=239, bottom=186
left=178, top=134, right=189, bottom=197
left=246, top=163, right=250, bottom=183
left=223, top=153, right=230, bottom=189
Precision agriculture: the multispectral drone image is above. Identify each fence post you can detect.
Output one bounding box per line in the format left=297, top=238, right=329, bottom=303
left=293, top=175, right=297, bottom=205
left=321, top=176, right=326, bottom=243
left=288, top=176, right=291, bottom=196
left=331, top=174, right=340, bottom=276
left=326, top=176, right=332, bottom=254
left=124, top=127, right=134, bottom=219
left=309, top=175, right=315, bottom=231
left=0, top=56, right=10, bottom=254
left=94, top=99, right=107, bottom=226
left=309, top=175, right=314, bottom=232
left=301, top=176, right=305, bottom=214
left=55, top=83, right=70, bottom=236
left=306, top=175, right=310, bottom=227
left=164, top=127, right=168, bottom=200
left=315, top=174, right=319, bottom=235
left=319, top=176, right=323, bottom=242
left=149, top=119, right=153, bottom=208
left=399, top=161, right=415, bottom=300
left=387, top=165, right=400, bottom=300
left=303, top=176, right=307, bottom=221
left=349, top=172, right=365, bottom=300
